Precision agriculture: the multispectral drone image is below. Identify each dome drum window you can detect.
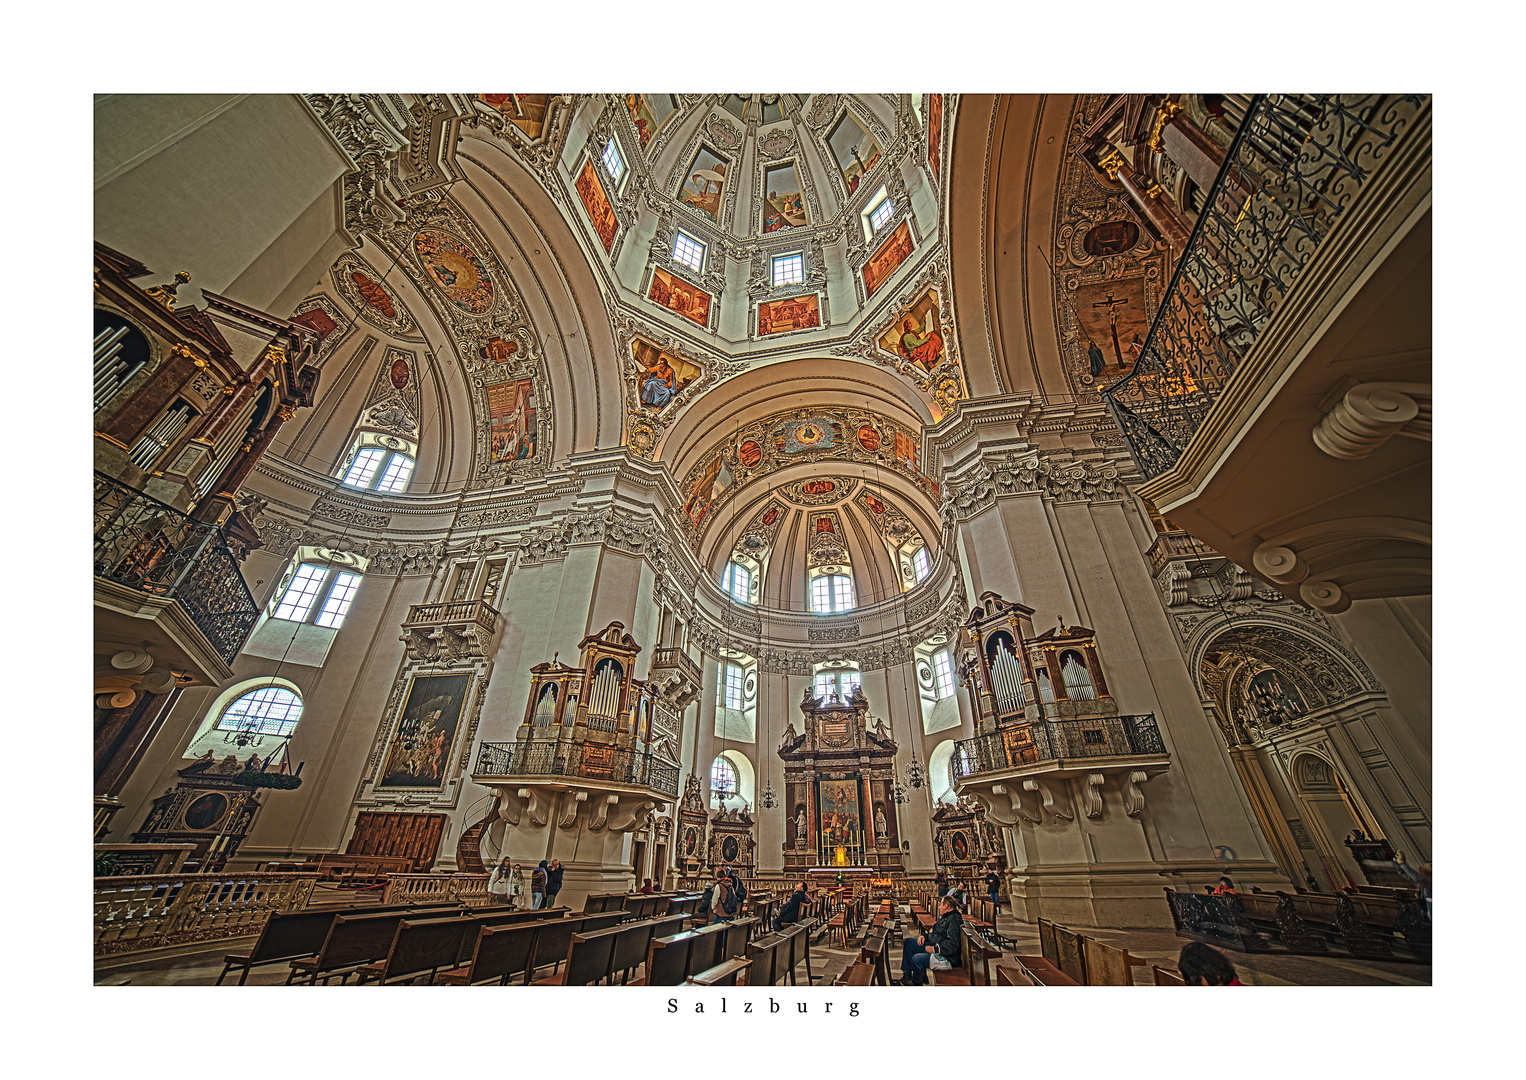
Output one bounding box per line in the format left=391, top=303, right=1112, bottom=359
left=673, top=231, right=706, bottom=272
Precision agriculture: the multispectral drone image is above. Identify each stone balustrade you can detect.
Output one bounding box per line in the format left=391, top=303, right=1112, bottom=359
left=380, top=873, right=492, bottom=908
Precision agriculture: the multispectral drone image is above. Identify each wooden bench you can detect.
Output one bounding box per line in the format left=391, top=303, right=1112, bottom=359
left=687, top=957, right=751, bottom=986
left=217, top=902, right=460, bottom=985
left=745, top=933, right=784, bottom=987
left=438, top=918, right=556, bottom=985
left=642, top=923, right=729, bottom=986
left=299, top=853, right=414, bottom=884
left=1082, top=937, right=1147, bottom=986
left=1152, top=964, right=1186, bottom=985
left=962, top=923, right=1003, bottom=986
left=534, top=924, right=624, bottom=985
left=836, top=960, right=875, bottom=986
left=1008, top=954, right=1081, bottom=985
left=780, top=921, right=815, bottom=986
left=995, top=963, right=1035, bottom=986
left=355, top=915, right=482, bottom=985
left=582, top=892, right=629, bottom=914
left=288, top=911, right=453, bottom=985
left=609, top=914, right=686, bottom=984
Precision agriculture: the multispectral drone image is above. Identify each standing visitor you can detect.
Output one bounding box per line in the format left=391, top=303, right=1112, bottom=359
left=984, top=866, right=1001, bottom=914
left=487, top=857, right=512, bottom=905
left=531, top=860, right=549, bottom=910
left=546, top=859, right=564, bottom=907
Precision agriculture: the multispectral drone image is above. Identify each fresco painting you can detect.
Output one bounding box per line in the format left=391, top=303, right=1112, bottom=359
left=862, top=221, right=914, bottom=296
left=679, top=147, right=730, bottom=222
left=649, top=269, right=712, bottom=328
left=757, top=293, right=821, bottom=337
left=632, top=340, right=702, bottom=412
left=878, top=289, right=946, bottom=371
left=625, top=94, right=678, bottom=151
left=486, top=378, right=537, bottom=462
left=575, top=159, right=619, bottom=251
left=827, top=113, right=883, bottom=195
left=763, top=163, right=808, bottom=232
left=1072, top=277, right=1151, bottom=381
left=414, top=230, right=495, bottom=315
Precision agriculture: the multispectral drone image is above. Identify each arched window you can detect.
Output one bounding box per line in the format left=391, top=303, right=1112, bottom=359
left=722, top=561, right=751, bottom=603
left=216, top=685, right=303, bottom=745
left=710, top=755, right=738, bottom=799
left=956, top=744, right=973, bottom=781
left=1060, top=650, right=1096, bottom=700
left=811, top=574, right=854, bottom=613
left=341, top=445, right=415, bottom=493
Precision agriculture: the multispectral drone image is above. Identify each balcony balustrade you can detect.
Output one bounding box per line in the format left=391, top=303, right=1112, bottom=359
left=94, top=471, right=260, bottom=667
left=954, top=715, right=1168, bottom=781
left=1105, top=94, right=1428, bottom=480
left=473, top=740, right=680, bottom=798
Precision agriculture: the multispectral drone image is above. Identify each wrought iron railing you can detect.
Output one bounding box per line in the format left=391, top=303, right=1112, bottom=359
left=953, top=715, right=1166, bottom=780
left=93, top=472, right=261, bottom=665
left=472, top=740, right=680, bottom=797
left=1105, top=94, right=1428, bottom=479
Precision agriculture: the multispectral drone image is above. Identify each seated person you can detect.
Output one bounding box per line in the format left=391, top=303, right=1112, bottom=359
left=1212, top=876, right=1236, bottom=895
left=1177, top=942, right=1242, bottom=985
left=899, top=895, right=962, bottom=985
left=694, top=883, right=714, bottom=923
left=638, top=878, right=656, bottom=895
left=773, top=883, right=811, bottom=932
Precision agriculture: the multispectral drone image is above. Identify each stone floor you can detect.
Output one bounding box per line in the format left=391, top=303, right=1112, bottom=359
left=94, top=902, right=1431, bottom=987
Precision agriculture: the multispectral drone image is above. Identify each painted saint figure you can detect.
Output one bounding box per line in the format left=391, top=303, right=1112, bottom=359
left=1088, top=339, right=1106, bottom=378
left=900, top=311, right=944, bottom=370
left=640, top=354, right=678, bottom=410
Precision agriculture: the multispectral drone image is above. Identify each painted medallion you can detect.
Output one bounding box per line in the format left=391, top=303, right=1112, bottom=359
left=414, top=230, right=495, bottom=315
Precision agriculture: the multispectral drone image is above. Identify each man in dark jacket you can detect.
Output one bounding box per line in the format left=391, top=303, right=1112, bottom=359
left=900, top=896, right=962, bottom=985
left=531, top=860, right=549, bottom=909
left=773, top=882, right=811, bottom=932
left=546, top=859, right=564, bottom=907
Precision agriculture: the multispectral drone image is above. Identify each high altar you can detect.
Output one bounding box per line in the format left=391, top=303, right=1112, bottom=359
left=778, top=684, right=904, bottom=875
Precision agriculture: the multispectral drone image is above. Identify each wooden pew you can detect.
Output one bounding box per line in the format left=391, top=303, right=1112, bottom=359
left=722, top=917, right=758, bottom=961
left=835, top=960, right=875, bottom=986
left=610, top=914, right=686, bottom=984
left=288, top=911, right=451, bottom=985
left=687, top=957, right=751, bottom=986
left=1152, top=964, right=1186, bottom=985
left=583, top=892, right=628, bottom=914
left=685, top=923, right=726, bottom=977
left=1050, top=923, right=1089, bottom=984
left=645, top=930, right=700, bottom=986
left=962, top=924, right=1004, bottom=986
left=780, top=921, right=815, bottom=986
left=520, top=912, right=624, bottom=983
left=535, top=924, right=623, bottom=986
left=217, top=902, right=460, bottom=985
left=438, top=919, right=555, bottom=986
left=1082, top=937, right=1146, bottom=986
left=1007, top=954, right=1081, bottom=985
left=745, top=934, right=783, bottom=987
left=995, top=963, right=1035, bottom=986
left=355, top=916, right=479, bottom=985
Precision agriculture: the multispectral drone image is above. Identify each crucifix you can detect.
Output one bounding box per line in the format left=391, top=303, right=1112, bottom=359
left=1092, top=292, right=1130, bottom=368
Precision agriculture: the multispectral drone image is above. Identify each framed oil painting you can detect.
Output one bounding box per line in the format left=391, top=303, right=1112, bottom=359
left=380, top=674, right=473, bottom=789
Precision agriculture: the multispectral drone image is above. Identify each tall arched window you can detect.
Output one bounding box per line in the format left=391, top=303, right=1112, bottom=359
left=722, top=561, right=752, bottom=603
left=216, top=685, right=304, bottom=746
left=710, top=755, right=738, bottom=799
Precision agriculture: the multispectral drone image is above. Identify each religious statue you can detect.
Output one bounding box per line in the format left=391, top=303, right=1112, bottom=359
left=781, top=721, right=797, bottom=746
left=796, top=808, right=807, bottom=841
left=875, top=805, right=888, bottom=842
left=801, top=685, right=818, bottom=708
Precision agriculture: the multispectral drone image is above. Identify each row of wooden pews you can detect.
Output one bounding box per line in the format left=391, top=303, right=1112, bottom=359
left=217, top=900, right=463, bottom=985
left=741, top=919, right=817, bottom=987
left=1164, top=887, right=1430, bottom=962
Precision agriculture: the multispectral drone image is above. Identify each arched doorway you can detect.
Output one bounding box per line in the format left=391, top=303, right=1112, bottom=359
left=1192, top=619, right=1420, bottom=892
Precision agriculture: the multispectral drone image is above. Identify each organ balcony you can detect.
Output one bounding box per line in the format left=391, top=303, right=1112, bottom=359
left=469, top=622, right=682, bottom=835
left=952, top=716, right=1171, bottom=826
left=94, top=471, right=260, bottom=691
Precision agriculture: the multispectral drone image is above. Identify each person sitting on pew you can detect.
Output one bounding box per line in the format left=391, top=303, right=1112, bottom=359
left=897, top=895, right=962, bottom=985
left=1177, top=942, right=1242, bottom=985
left=1212, top=876, right=1237, bottom=896
left=639, top=878, right=656, bottom=895
left=773, top=882, right=811, bottom=933
left=695, top=882, right=714, bottom=923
